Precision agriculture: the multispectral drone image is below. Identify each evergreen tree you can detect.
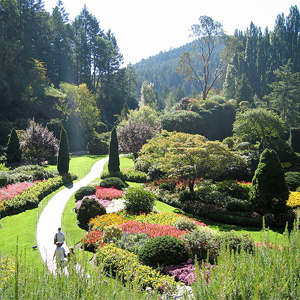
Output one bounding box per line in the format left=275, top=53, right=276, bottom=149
left=108, top=127, right=120, bottom=173
left=249, top=149, right=289, bottom=213
left=6, top=128, right=22, bottom=163
left=57, top=127, right=70, bottom=175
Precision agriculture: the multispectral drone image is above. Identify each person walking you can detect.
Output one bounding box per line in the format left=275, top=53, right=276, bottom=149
left=53, top=242, right=66, bottom=269
left=54, top=227, right=65, bottom=245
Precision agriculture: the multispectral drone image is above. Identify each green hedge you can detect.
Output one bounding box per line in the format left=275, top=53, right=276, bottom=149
left=101, top=169, right=149, bottom=183
left=0, top=173, right=77, bottom=218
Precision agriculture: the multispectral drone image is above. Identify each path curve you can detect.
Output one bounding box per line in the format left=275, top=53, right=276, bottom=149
left=36, top=157, right=109, bottom=272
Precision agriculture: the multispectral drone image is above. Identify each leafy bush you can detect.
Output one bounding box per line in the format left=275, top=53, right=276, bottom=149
left=103, top=225, right=122, bottom=243
left=138, top=235, right=189, bottom=268
left=86, top=136, right=109, bottom=155
left=0, top=174, right=7, bottom=187
left=124, top=187, right=156, bottom=214
left=226, top=199, right=251, bottom=212
left=285, top=172, right=300, bottom=191
left=215, top=180, right=250, bottom=200
left=97, top=244, right=177, bottom=292
left=173, top=218, right=198, bottom=231
left=74, top=186, right=96, bottom=201
left=100, top=177, right=128, bottom=190
left=221, top=231, right=254, bottom=253
left=101, top=169, right=149, bottom=183
left=115, top=232, right=150, bottom=254
left=77, top=197, right=106, bottom=229
left=184, top=226, right=221, bottom=263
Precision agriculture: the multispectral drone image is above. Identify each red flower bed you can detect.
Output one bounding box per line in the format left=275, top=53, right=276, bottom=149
left=95, top=187, right=123, bottom=200
left=0, top=181, right=40, bottom=204
left=81, top=230, right=104, bottom=252
left=119, top=220, right=188, bottom=239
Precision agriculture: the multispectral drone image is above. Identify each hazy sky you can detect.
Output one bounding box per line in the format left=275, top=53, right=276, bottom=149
left=43, top=0, right=299, bottom=65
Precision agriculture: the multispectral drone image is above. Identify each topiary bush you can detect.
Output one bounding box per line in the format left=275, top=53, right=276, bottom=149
left=6, top=128, right=22, bottom=163
left=76, top=197, right=106, bottom=229
left=285, top=172, right=300, bottom=191
left=74, top=186, right=96, bottom=201
left=249, top=149, right=289, bottom=213
left=138, top=235, right=189, bottom=268
left=100, top=177, right=128, bottom=190
left=124, top=187, right=156, bottom=214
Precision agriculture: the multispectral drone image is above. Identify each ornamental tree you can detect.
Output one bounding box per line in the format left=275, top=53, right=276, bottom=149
left=233, top=108, right=285, bottom=149
left=139, top=131, right=246, bottom=194
left=20, top=121, right=58, bottom=161
left=118, top=120, right=154, bottom=158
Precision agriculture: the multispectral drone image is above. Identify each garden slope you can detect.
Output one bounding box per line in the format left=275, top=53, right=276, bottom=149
left=36, top=157, right=109, bottom=273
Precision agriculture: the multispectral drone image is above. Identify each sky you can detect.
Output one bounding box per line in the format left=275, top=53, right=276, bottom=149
left=43, top=0, right=300, bottom=66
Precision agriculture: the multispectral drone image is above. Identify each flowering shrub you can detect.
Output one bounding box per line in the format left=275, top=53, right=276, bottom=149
left=89, top=213, right=131, bottom=231
left=119, top=220, right=188, bottom=239
left=81, top=230, right=104, bottom=252
left=287, top=191, right=300, bottom=208
left=95, top=187, right=123, bottom=200
left=75, top=195, right=113, bottom=212
left=135, top=211, right=207, bottom=228
left=0, top=256, right=15, bottom=288
left=103, top=225, right=122, bottom=242
left=0, top=181, right=39, bottom=203
left=164, top=259, right=214, bottom=286
left=96, top=244, right=177, bottom=293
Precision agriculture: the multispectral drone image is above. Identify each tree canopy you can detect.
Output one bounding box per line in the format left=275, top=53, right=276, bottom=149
left=138, top=131, right=246, bottom=193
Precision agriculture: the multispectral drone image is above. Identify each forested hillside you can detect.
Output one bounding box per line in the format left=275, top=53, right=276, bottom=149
left=0, top=1, right=299, bottom=155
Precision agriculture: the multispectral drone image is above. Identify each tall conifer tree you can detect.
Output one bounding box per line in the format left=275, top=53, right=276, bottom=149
left=108, top=127, right=120, bottom=173
left=57, top=127, right=70, bottom=175
left=6, top=128, right=22, bottom=163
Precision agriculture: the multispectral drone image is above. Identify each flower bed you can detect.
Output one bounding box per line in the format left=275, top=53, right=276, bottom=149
left=89, top=213, right=131, bottom=231
left=0, top=181, right=40, bottom=204
left=287, top=191, right=300, bottom=208
left=95, top=187, right=123, bottom=200
left=119, top=220, right=188, bottom=239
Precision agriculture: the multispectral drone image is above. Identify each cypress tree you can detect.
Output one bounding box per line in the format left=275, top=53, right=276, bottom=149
left=108, top=127, right=120, bottom=174
left=6, top=128, right=22, bottom=163
left=57, top=127, right=70, bottom=175
left=249, top=148, right=289, bottom=213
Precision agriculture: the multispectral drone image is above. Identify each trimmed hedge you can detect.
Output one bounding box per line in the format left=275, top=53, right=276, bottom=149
left=101, top=169, right=149, bottom=183
left=0, top=173, right=77, bottom=218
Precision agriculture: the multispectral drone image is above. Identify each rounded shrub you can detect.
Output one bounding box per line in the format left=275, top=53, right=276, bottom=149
left=86, top=136, right=109, bottom=155
left=285, top=172, right=300, bottom=191
left=226, top=199, right=251, bottom=212
left=74, top=186, right=97, bottom=201
left=173, top=218, right=197, bottom=231
left=138, top=235, right=189, bottom=268
left=100, top=177, right=128, bottom=190
left=124, top=187, right=156, bottom=214
left=215, top=180, right=250, bottom=200
left=0, top=173, right=7, bottom=187
left=77, top=197, right=106, bottom=229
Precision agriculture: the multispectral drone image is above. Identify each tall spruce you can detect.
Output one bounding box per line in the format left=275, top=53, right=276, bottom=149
left=57, top=127, right=70, bottom=175
left=108, top=127, right=120, bottom=173
left=249, top=148, right=289, bottom=213
left=6, top=128, right=22, bottom=163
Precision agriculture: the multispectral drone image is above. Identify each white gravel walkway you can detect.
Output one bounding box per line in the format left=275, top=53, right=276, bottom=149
left=36, top=156, right=109, bottom=273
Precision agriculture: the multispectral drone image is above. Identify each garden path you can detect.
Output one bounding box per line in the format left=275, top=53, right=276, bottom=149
left=36, top=156, right=109, bottom=273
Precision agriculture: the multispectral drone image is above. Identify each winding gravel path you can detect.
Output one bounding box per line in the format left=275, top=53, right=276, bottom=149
left=36, top=157, right=109, bottom=273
